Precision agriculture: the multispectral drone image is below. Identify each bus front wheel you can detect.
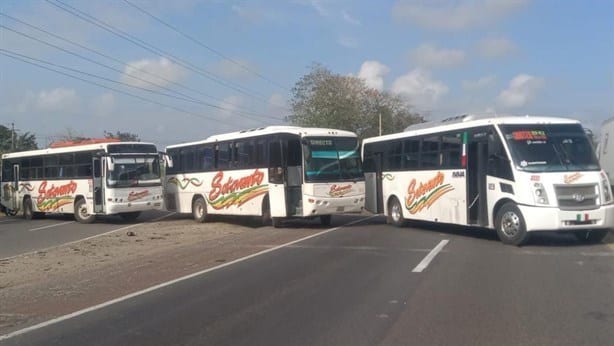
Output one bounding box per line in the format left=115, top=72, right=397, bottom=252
left=23, top=198, right=34, bottom=220
left=495, top=203, right=529, bottom=246
left=192, top=197, right=208, bottom=223
left=74, top=198, right=96, bottom=224
left=387, top=197, right=406, bottom=227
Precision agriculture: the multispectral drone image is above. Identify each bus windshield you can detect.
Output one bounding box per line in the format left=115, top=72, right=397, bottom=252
left=500, top=124, right=599, bottom=172
left=303, top=137, right=363, bottom=182
left=107, top=155, right=161, bottom=187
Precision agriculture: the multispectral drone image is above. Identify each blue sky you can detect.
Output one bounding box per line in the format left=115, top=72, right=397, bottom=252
left=1, top=0, right=612, bottom=148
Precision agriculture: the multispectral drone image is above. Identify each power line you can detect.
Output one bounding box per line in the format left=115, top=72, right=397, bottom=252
left=0, top=23, right=282, bottom=121
left=0, top=50, right=250, bottom=129
left=46, top=0, right=283, bottom=108
left=122, top=0, right=291, bottom=92
left=0, top=12, right=278, bottom=117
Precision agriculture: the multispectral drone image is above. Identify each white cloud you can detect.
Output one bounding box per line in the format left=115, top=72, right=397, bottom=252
left=90, top=93, right=116, bottom=117
left=357, top=61, right=390, bottom=91
left=294, top=0, right=329, bottom=16
left=341, top=10, right=361, bottom=25
left=214, top=58, right=257, bottom=80
left=477, top=37, right=517, bottom=59
left=391, top=68, right=449, bottom=108
left=497, top=74, right=544, bottom=108
left=410, top=43, right=465, bottom=68
left=462, top=75, right=497, bottom=91
left=20, top=88, right=78, bottom=112
left=120, top=57, right=187, bottom=89
left=393, top=0, right=531, bottom=31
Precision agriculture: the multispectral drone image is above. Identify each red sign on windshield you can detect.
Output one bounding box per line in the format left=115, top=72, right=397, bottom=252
left=512, top=130, right=547, bottom=141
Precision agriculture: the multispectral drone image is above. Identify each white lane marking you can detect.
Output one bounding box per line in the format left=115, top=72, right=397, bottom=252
left=0, top=212, right=176, bottom=261
left=0, top=214, right=377, bottom=341
left=29, top=221, right=75, bottom=232
left=412, top=239, right=449, bottom=273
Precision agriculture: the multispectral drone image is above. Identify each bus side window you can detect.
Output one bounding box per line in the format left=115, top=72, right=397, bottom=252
left=268, top=139, right=283, bottom=184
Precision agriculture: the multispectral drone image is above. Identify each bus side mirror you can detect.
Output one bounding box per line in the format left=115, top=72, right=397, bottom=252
left=165, top=154, right=173, bottom=168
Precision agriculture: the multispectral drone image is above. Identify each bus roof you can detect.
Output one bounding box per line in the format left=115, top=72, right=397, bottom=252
left=1, top=141, right=156, bottom=159
left=166, top=126, right=358, bottom=149
left=363, top=114, right=581, bottom=144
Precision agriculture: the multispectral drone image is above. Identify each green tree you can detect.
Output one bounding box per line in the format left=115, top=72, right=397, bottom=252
left=0, top=125, right=38, bottom=155
left=288, top=63, right=424, bottom=138
left=104, top=130, right=140, bottom=142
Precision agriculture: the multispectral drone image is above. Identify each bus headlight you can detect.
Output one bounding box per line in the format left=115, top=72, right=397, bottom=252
left=532, top=182, right=549, bottom=205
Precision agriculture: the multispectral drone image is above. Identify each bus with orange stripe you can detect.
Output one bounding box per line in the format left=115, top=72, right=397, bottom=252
left=164, top=126, right=365, bottom=227
left=362, top=114, right=614, bottom=245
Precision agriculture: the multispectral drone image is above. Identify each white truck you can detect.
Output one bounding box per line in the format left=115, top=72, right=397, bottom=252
left=598, top=117, right=614, bottom=190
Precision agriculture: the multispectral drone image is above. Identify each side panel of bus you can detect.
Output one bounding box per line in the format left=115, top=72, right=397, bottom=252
left=598, top=117, right=614, bottom=188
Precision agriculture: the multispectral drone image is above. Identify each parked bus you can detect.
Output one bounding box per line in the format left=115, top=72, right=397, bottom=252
left=597, top=117, right=614, bottom=190
left=164, top=126, right=364, bottom=227
left=1, top=139, right=166, bottom=223
left=362, top=114, right=614, bottom=245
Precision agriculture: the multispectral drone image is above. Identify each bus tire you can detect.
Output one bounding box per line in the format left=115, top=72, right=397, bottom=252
left=574, top=230, right=609, bottom=243
left=23, top=198, right=34, bottom=220
left=261, top=196, right=271, bottom=226
left=271, top=217, right=282, bottom=228
left=192, top=197, right=208, bottom=223
left=320, top=215, right=332, bottom=226
left=387, top=197, right=406, bottom=227
left=119, top=211, right=141, bottom=222
left=74, top=198, right=96, bottom=224
left=495, top=203, right=529, bottom=246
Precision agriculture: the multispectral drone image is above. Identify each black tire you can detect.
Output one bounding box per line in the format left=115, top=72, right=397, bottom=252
left=387, top=197, right=406, bottom=227
left=320, top=215, right=332, bottom=226
left=574, top=230, right=609, bottom=244
left=74, top=198, right=96, bottom=224
left=119, top=211, right=141, bottom=222
left=261, top=196, right=271, bottom=226
left=23, top=198, right=34, bottom=220
left=495, top=203, right=529, bottom=246
left=192, top=197, right=208, bottom=223
left=271, top=217, right=282, bottom=228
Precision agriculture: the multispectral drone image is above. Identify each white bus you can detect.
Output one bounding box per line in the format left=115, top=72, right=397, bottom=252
left=362, top=114, right=614, bottom=245
left=1, top=139, right=166, bottom=223
left=597, top=117, right=614, bottom=190
left=164, top=126, right=365, bottom=227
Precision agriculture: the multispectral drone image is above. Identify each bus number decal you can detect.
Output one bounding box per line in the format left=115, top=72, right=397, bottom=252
left=207, top=169, right=268, bottom=209
left=37, top=180, right=77, bottom=211
left=168, top=176, right=204, bottom=190
left=328, top=184, right=353, bottom=197
left=405, top=172, right=454, bottom=214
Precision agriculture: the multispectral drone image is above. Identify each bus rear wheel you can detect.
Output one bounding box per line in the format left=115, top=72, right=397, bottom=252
left=574, top=230, right=609, bottom=243
left=23, top=198, right=44, bottom=220
left=387, top=197, right=406, bottom=227
left=192, top=197, right=208, bottom=223
left=74, top=198, right=96, bottom=224
left=495, top=203, right=529, bottom=246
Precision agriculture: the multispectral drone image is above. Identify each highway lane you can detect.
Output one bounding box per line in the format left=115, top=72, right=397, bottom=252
left=0, top=210, right=172, bottom=259
left=2, top=219, right=612, bottom=346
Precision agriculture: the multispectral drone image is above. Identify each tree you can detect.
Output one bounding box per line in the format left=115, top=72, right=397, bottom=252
left=0, top=125, right=38, bottom=155
left=104, top=130, right=140, bottom=142
left=288, top=63, right=424, bottom=138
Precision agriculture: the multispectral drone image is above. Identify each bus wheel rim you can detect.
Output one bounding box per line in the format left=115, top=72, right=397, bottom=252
left=501, top=211, right=520, bottom=237
left=392, top=202, right=401, bottom=222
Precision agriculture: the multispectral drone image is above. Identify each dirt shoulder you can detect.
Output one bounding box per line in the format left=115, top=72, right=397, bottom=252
left=0, top=215, right=322, bottom=335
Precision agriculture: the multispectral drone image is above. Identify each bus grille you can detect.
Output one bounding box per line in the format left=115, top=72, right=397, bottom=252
left=554, top=184, right=598, bottom=210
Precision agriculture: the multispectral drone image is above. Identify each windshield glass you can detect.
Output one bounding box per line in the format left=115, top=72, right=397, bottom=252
left=107, top=155, right=161, bottom=187
left=303, top=137, right=363, bottom=182
left=500, top=124, right=599, bottom=172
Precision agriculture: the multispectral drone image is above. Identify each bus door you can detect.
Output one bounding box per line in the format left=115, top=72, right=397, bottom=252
left=364, top=152, right=384, bottom=213
left=285, top=138, right=303, bottom=216
left=467, top=131, right=489, bottom=226
left=268, top=139, right=287, bottom=217
left=92, top=157, right=104, bottom=213
left=6, top=164, right=20, bottom=212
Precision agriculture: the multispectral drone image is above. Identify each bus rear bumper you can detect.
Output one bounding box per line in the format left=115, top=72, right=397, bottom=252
left=518, top=204, right=614, bottom=232
left=302, top=195, right=365, bottom=216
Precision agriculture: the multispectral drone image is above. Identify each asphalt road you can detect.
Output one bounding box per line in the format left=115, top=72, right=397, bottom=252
left=2, top=217, right=613, bottom=346
left=0, top=210, right=172, bottom=259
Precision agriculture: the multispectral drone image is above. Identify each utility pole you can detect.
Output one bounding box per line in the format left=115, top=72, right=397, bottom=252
left=11, top=122, right=15, bottom=151
left=379, top=112, right=382, bottom=136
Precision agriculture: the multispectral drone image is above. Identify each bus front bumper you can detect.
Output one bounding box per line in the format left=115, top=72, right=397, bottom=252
left=518, top=203, right=614, bottom=232
left=105, top=200, right=165, bottom=214
left=302, top=195, right=364, bottom=216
